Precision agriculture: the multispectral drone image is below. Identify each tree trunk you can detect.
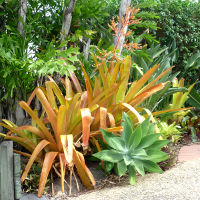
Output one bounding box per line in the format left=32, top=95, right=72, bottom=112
left=114, top=0, right=131, bottom=54
left=60, top=0, right=77, bottom=43
left=18, top=0, right=27, bottom=37
left=83, top=37, right=91, bottom=60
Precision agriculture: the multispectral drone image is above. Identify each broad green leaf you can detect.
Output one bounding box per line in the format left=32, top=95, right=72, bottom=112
left=136, top=134, right=161, bottom=149
left=145, top=140, right=169, bottom=150
left=115, top=160, right=127, bottom=177
left=93, top=150, right=123, bottom=163
left=128, top=165, right=137, bottom=185
left=133, top=149, right=147, bottom=157
left=123, top=154, right=133, bottom=165
left=146, top=150, right=169, bottom=162
left=129, top=124, right=142, bottom=149
left=132, top=159, right=145, bottom=176
left=143, top=160, right=163, bottom=173
left=121, top=112, right=133, bottom=146
left=101, top=129, right=125, bottom=152
left=105, top=162, right=114, bottom=174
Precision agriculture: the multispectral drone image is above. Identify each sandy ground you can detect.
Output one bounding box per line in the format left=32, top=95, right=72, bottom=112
left=53, top=159, right=200, bottom=200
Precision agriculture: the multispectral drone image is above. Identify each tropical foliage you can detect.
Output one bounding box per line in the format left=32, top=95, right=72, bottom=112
left=0, top=52, right=179, bottom=196
left=0, top=0, right=199, bottom=198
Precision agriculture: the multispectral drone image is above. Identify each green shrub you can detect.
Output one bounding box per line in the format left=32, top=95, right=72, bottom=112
left=153, top=0, right=200, bottom=79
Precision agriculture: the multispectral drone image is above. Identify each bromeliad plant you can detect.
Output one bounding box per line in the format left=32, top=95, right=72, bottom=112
left=93, top=112, right=169, bottom=184
left=0, top=78, right=98, bottom=197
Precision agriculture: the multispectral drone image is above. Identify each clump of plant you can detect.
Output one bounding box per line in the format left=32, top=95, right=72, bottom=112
left=157, top=121, right=182, bottom=144
left=93, top=112, right=169, bottom=184
left=0, top=78, right=97, bottom=197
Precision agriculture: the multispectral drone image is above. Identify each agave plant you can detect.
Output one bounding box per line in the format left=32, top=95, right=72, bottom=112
left=93, top=112, right=169, bottom=184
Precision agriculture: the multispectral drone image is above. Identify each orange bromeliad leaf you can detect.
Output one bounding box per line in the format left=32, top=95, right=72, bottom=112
left=21, top=140, right=50, bottom=183
left=92, top=137, right=105, bottom=169
left=100, top=107, right=107, bottom=129
left=139, top=65, right=174, bottom=94
left=0, top=133, right=36, bottom=153
left=81, top=91, right=88, bottom=108
left=65, top=78, right=74, bottom=101
left=122, top=103, right=145, bottom=123
left=80, top=63, right=93, bottom=104
left=110, top=62, right=121, bottom=86
left=19, top=101, right=57, bottom=150
left=81, top=108, right=92, bottom=147
left=14, top=125, right=45, bottom=138
left=152, top=107, right=194, bottom=116
left=57, top=105, right=67, bottom=151
left=107, top=112, right=116, bottom=127
left=90, top=126, right=123, bottom=137
left=73, top=149, right=96, bottom=188
left=59, top=153, right=67, bottom=193
left=1, top=119, right=17, bottom=128
left=47, top=81, right=66, bottom=105
left=129, top=82, right=168, bottom=106
left=60, top=134, right=74, bottom=166
left=38, top=152, right=58, bottom=197
left=69, top=71, right=82, bottom=93
left=0, top=122, right=30, bottom=139
left=35, top=88, right=57, bottom=134
left=116, top=56, right=131, bottom=103
left=45, top=81, right=58, bottom=112
left=125, top=63, right=161, bottom=102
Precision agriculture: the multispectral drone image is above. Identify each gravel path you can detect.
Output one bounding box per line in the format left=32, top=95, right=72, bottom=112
left=61, top=159, right=200, bottom=200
